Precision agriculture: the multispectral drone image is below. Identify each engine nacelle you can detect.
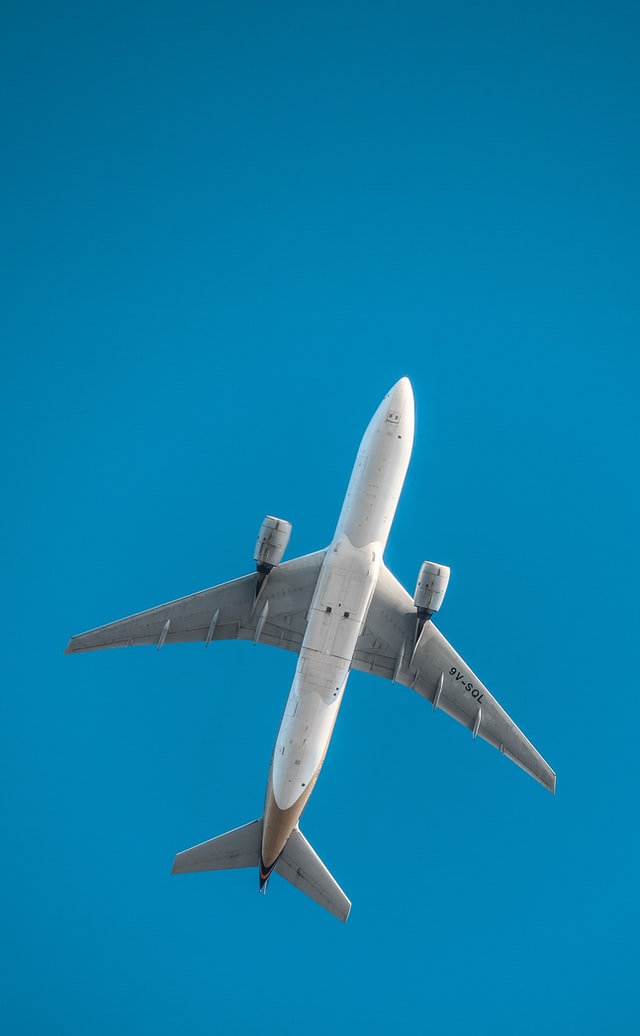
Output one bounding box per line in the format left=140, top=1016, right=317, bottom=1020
left=413, top=561, right=450, bottom=618
left=254, top=515, right=292, bottom=575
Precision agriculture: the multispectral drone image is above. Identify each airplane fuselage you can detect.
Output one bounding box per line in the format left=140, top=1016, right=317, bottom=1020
left=260, top=378, right=415, bottom=880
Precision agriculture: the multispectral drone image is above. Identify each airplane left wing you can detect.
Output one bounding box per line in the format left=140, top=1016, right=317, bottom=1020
left=65, top=551, right=325, bottom=655
left=353, top=564, right=556, bottom=793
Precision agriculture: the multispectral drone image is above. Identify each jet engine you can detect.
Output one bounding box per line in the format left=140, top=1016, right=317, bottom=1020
left=254, top=516, right=292, bottom=577
left=413, top=561, right=450, bottom=619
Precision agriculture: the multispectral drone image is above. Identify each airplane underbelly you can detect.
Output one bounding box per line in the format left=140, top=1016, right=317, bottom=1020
left=272, top=665, right=346, bottom=811
left=272, top=536, right=380, bottom=811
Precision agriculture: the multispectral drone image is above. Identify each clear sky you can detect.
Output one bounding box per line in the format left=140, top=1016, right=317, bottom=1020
left=2, top=2, right=639, bottom=1033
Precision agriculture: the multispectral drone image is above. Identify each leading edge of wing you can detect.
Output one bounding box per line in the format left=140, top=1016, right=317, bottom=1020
left=65, top=550, right=326, bottom=655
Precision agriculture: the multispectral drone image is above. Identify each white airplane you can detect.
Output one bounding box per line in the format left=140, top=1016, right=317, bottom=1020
left=66, top=377, right=555, bottom=921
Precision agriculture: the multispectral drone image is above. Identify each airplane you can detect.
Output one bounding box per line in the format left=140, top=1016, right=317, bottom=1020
left=66, top=377, right=555, bottom=921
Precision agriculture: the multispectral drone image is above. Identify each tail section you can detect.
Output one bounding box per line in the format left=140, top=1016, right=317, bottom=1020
left=172, top=819, right=263, bottom=873
left=275, top=827, right=351, bottom=922
left=172, top=819, right=351, bottom=922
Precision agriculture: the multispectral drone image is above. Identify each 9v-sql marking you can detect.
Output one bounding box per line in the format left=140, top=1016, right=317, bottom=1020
left=449, top=667, right=484, bottom=703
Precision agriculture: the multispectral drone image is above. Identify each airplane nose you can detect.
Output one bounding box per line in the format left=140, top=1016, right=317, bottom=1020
left=387, top=376, right=414, bottom=414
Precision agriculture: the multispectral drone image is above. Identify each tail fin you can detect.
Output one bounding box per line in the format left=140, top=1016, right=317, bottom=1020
left=275, top=827, right=351, bottom=922
left=172, top=819, right=263, bottom=873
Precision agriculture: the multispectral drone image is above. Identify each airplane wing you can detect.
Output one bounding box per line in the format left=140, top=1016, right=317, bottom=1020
left=65, top=551, right=326, bottom=655
left=353, top=564, right=556, bottom=793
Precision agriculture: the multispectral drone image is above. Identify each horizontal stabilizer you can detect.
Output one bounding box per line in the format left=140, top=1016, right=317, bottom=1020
left=172, top=819, right=262, bottom=873
left=275, top=827, right=351, bottom=922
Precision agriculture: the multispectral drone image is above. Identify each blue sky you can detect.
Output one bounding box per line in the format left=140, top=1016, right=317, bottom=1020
left=2, top=1, right=639, bottom=1032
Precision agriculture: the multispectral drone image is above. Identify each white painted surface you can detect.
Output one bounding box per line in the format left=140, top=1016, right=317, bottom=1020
left=335, top=376, right=414, bottom=550
left=271, top=378, right=415, bottom=811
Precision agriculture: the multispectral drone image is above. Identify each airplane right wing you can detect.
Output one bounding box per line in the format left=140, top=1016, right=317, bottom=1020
left=353, top=564, right=556, bottom=793
left=65, top=550, right=325, bottom=656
